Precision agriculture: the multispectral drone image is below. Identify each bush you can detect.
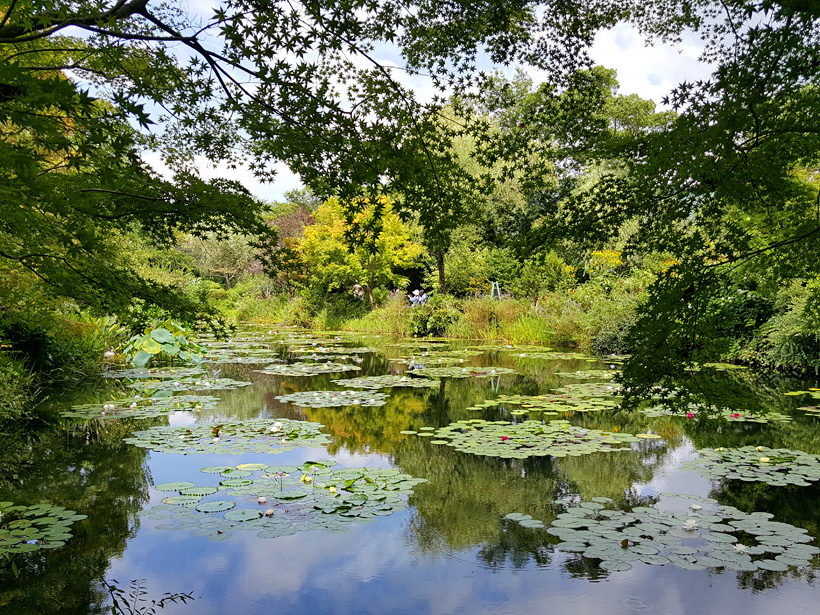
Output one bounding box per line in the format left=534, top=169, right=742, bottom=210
left=0, top=353, right=36, bottom=419
left=410, top=295, right=463, bottom=336
left=511, top=251, right=574, bottom=301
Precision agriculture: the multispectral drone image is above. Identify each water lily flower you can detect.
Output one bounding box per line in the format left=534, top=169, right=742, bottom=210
left=329, top=486, right=336, bottom=494
left=733, top=543, right=748, bottom=553
left=682, top=519, right=699, bottom=531
left=686, top=412, right=695, bottom=419
left=730, top=413, right=741, bottom=418
left=755, top=446, right=764, bottom=452
left=280, top=438, right=287, bottom=444
left=178, top=435, right=185, bottom=439
left=258, top=496, right=267, bottom=504
left=212, top=437, right=219, bottom=443
left=759, top=457, right=770, bottom=463
left=715, top=447, right=724, bottom=452
left=501, top=436, right=509, bottom=441
left=690, top=504, right=702, bottom=511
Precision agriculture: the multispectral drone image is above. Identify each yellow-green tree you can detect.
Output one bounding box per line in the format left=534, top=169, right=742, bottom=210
left=297, top=197, right=423, bottom=307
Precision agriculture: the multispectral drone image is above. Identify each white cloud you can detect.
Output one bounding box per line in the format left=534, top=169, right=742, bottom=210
left=589, top=23, right=713, bottom=107
left=141, top=151, right=302, bottom=203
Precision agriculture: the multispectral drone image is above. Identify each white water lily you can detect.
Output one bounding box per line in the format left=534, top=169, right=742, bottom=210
left=682, top=519, right=699, bottom=531
left=257, top=496, right=267, bottom=504
left=690, top=504, right=702, bottom=511
left=755, top=446, right=765, bottom=452
left=759, top=457, right=771, bottom=463
left=733, top=543, right=749, bottom=553
left=714, top=447, right=724, bottom=453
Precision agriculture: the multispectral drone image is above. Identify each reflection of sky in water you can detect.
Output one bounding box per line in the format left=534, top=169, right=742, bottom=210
left=90, top=341, right=820, bottom=615
left=104, top=441, right=820, bottom=615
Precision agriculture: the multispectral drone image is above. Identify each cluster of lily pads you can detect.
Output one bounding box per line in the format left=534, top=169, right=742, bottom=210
left=62, top=394, right=221, bottom=420
left=411, top=366, right=518, bottom=379
left=0, top=501, right=87, bottom=554
left=291, top=346, right=379, bottom=355
left=123, top=418, right=331, bottom=455
left=254, top=362, right=362, bottom=376
left=126, top=375, right=252, bottom=392
left=103, top=366, right=205, bottom=380
left=275, top=390, right=390, bottom=408
left=331, top=375, right=440, bottom=389
left=554, top=369, right=619, bottom=380
left=139, top=462, right=426, bottom=540
left=466, top=392, right=620, bottom=415
left=514, top=494, right=820, bottom=572
left=641, top=404, right=792, bottom=423
left=682, top=446, right=820, bottom=486
left=408, top=418, right=658, bottom=459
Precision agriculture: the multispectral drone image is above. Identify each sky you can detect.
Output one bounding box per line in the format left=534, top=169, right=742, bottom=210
left=144, top=7, right=713, bottom=204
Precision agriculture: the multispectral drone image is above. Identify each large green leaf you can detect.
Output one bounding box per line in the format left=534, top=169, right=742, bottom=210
left=132, top=350, right=152, bottom=367
left=151, top=328, right=176, bottom=344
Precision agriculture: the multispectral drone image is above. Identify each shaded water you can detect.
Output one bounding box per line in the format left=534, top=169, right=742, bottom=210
left=3, top=328, right=820, bottom=614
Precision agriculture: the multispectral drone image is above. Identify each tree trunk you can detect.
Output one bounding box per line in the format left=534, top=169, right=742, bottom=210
left=435, top=251, right=446, bottom=295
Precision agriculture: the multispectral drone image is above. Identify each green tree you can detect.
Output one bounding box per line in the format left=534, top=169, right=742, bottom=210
left=297, top=197, right=423, bottom=307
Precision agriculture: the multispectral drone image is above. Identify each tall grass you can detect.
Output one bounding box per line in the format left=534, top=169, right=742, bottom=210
left=342, top=296, right=412, bottom=337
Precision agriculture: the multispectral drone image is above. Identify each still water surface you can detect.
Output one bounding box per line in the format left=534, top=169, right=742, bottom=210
left=3, top=329, right=820, bottom=614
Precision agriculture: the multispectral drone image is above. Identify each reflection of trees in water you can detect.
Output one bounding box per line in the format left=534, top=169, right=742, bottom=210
left=396, top=409, right=678, bottom=563
left=477, top=520, right=552, bottom=569
left=0, top=418, right=153, bottom=614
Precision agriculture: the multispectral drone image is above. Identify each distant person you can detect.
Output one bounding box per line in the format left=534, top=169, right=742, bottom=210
left=353, top=283, right=365, bottom=301
left=408, top=289, right=420, bottom=306
left=418, top=290, right=429, bottom=305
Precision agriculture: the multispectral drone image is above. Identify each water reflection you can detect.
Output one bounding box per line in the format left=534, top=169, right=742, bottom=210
left=3, top=333, right=820, bottom=614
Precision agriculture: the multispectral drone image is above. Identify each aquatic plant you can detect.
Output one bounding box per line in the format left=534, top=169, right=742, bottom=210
left=254, top=362, right=362, bottom=376
left=412, top=419, right=651, bottom=459
left=0, top=501, right=86, bottom=555
left=138, top=462, right=427, bottom=540
left=123, top=418, right=331, bottom=454
left=275, top=390, right=390, bottom=408
left=681, top=446, right=820, bottom=486
left=524, top=494, right=820, bottom=572
left=331, top=375, right=440, bottom=389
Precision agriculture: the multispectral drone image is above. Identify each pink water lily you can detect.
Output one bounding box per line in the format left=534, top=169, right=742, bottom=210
left=686, top=412, right=695, bottom=419
left=501, top=436, right=509, bottom=441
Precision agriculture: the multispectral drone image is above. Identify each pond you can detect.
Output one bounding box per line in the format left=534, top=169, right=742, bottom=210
left=2, top=327, right=820, bottom=615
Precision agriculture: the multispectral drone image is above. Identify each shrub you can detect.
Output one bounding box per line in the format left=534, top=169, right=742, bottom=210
left=410, top=295, right=463, bottom=336
left=0, top=354, right=36, bottom=419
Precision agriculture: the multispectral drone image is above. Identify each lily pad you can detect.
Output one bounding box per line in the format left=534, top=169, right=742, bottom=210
left=255, top=362, right=362, bottom=376
left=275, top=390, right=390, bottom=408
left=331, top=375, right=441, bottom=389
left=123, top=418, right=332, bottom=455
left=141, top=463, right=426, bottom=540
left=527, top=494, right=819, bottom=574
left=411, top=366, right=518, bottom=379
left=0, top=501, right=85, bottom=555
left=415, top=419, right=642, bottom=459
left=682, top=446, right=820, bottom=486
left=62, top=394, right=221, bottom=420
